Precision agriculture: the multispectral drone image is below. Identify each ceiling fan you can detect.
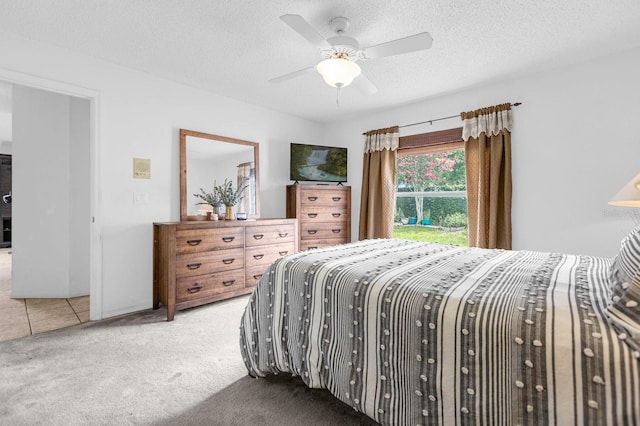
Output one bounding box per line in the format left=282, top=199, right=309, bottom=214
left=270, top=14, right=433, bottom=96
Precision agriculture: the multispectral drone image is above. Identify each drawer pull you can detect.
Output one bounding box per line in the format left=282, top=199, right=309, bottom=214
left=307, top=230, right=317, bottom=235
left=186, top=263, right=202, bottom=270
left=331, top=229, right=341, bottom=234
left=279, top=250, right=289, bottom=256
left=187, top=284, right=203, bottom=294
left=307, top=196, right=318, bottom=201
left=332, top=213, right=341, bottom=218
left=332, top=197, right=341, bottom=202
left=186, top=239, right=202, bottom=246
left=252, top=234, right=264, bottom=240
left=278, top=232, right=288, bottom=238
left=253, top=254, right=264, bottom=260
left=253, top=274, right=263, bottom=280
left=222, top=236, right=235, bottom=243
left=222, top=280, right=235, bottom=287
left=308, top=246, right=318, bottom=250
left=307, top=213, right=318, bottom=218
left=222, top=258, right=235, bottom=265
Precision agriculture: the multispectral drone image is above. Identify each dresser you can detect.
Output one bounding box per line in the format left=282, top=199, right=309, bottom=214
left=286, top=184, right=351, bottom=251
left=153, top=218, right=297, bottom=321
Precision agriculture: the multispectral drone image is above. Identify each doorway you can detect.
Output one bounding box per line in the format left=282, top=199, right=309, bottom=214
left=0, top=72, right=101, bottom=334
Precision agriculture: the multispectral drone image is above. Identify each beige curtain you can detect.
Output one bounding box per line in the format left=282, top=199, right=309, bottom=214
left=359, top=126, right=399, bottom=240
left=236, top=162, right=254, bottom=215
left=461, top=103, right=513, bottom=249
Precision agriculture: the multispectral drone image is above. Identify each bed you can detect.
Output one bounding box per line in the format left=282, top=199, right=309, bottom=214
left=240, top=232, right=640, bottom=425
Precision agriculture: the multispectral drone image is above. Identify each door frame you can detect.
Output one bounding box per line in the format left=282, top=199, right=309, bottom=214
left=0, top=67, right=103, bottom=320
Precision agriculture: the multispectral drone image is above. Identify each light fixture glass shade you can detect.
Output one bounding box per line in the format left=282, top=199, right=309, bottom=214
left=316, top=58, right=361, bottom=88
left=609, top=173, right=640, bottom=207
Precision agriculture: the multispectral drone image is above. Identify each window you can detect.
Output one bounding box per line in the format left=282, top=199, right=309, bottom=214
left=394, top=128, right=468, bottom=246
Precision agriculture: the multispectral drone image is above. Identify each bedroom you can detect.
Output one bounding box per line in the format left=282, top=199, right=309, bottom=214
left=1, top=1, right=639, bottom=424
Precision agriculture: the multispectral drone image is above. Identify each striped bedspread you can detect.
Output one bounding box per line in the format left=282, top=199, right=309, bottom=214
left=239, top=239, right=640, bottom=425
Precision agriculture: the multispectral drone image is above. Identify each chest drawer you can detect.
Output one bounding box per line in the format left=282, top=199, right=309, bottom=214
left=300, top=222, right=347, bottom=240
left=245, top=224, right=295, bottom=247
left=176, top=269, right=245, bottom=302
left=299, top=190, right=347, bottom=206
left=176, top=227, right=243, bottom=254
left=299, top=238, right=346, bottom=252
left=299, top=206, right=348, bottom=222
left=176, top=248, right=244, bottom=278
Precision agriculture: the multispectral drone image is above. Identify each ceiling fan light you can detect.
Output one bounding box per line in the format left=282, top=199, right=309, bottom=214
left=316, top=58, right=361, bottom=88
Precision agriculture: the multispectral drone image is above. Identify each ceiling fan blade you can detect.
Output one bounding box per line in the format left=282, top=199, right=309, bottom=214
left=364, top=32, right=433, bottom=59
left=280, top=14, right=332, bottom=49
left=269, top=66, right=315, bottom=83
left=352, top=73, right=378, bottom=95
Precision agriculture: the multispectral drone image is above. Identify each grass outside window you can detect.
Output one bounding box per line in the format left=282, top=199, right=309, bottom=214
left=393, top=225, right=468, bottom=246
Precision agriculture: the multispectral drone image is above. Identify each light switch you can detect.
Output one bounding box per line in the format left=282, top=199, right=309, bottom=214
left=133, top=191, right=148, bottom=204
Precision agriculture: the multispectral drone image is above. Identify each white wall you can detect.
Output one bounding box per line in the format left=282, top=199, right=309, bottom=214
left=0, top=30, right=325, bottom=318
left=324, top=47, right=640, bottom=257
left=0, top=111, right=10, bottom=152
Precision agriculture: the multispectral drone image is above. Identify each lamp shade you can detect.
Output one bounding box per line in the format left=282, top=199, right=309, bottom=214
left=316, top=58, right=361, bottom=88
left=609, top=173, right=640, bottom=207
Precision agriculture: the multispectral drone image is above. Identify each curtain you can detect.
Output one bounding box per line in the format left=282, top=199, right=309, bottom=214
left=461, top=103, right=513, bottom=249
left=359, top=126, right=399, bottom=240
left=236, top=162, right=254, bottom=215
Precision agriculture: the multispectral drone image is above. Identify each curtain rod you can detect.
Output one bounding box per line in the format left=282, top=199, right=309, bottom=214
left=362, top=102, right=522, bottom=135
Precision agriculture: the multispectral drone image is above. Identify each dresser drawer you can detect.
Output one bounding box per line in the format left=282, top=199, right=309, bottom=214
left=300, top=222, right=347, bottom=240
left=245, top=224, right=295, bottom=247
left=245, top=265, right=269, bottom=288
left=299, top=238, right=347, bottom=251
left=176, top=227, right=244, bottom=254
left=175, top=248, right=244, bottom=278
left=245, top=242, right=294, bottom=268
left=299, top=190, right=348, bottom=206
left=176, top=269, right=245, bottom=302
left=299, top=206, right=348, bottom=222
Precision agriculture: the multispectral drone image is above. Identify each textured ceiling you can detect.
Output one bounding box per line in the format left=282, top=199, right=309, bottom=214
left=1, top=0, right=639, bottom=123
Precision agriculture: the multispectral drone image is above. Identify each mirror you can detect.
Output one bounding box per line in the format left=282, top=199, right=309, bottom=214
left=180, top=129, right=260, bottom=221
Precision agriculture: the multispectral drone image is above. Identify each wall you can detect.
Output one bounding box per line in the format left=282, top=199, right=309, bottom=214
left=0, top=30, right=324, bottom=318
left=324, top=47, right=640, bottom=257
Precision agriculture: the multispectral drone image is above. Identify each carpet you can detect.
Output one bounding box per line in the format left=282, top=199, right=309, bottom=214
left=0, top=295, right=376, bottom=425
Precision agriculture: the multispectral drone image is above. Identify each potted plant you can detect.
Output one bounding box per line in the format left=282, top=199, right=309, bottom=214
left=193, top=187, right=223, bottom=220
left=215, top=178, right=248, bottom=220
left=395, top=207, right=409, bottom=225
left=421, top=209, right=432, bottom=226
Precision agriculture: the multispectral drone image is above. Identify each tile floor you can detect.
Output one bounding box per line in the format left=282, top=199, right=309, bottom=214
left=0, top=248, right=90, bottom=343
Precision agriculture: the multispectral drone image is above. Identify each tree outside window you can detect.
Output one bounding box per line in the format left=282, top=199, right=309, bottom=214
left=395, top=148, right=468, bottom=245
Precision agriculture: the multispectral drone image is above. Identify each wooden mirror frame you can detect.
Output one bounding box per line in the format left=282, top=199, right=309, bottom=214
left=180, top=128, right=260, bottom=221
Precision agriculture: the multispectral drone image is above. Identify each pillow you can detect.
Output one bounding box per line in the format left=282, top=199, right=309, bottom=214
left=608, top=226, right=640, bottom=354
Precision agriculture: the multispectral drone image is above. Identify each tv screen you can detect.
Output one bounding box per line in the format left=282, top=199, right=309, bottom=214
left=290, top=143, right=348, bottom=183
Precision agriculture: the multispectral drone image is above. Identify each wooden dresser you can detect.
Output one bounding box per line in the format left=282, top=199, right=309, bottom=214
left=286, top=184, right=351, bottom=251
left=153, top=218, right=297, bottom=321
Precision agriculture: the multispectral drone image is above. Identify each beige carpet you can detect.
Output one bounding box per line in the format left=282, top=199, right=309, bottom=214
left=0, top=295, right=376, bottom=425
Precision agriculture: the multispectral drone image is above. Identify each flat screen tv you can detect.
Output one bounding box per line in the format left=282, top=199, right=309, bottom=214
left=290, top=143, right=347, bottom=183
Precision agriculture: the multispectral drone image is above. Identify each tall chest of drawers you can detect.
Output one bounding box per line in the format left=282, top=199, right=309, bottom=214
left=153, top=218, right=297, bottom=321
left=286, top=184, right=351, bottom=251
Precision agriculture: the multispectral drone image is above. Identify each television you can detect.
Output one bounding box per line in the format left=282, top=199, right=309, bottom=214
left=290, top=143, right=348, bottom=183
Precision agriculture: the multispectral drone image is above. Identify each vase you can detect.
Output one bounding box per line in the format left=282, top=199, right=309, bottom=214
left=225, top=205, right=234, bottom=220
